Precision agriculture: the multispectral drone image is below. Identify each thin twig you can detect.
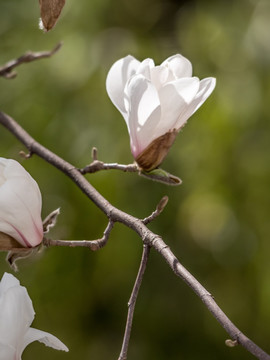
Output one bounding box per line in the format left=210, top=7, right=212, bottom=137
left=0, top=43, right=62, bottom=79
left=0, top=110, right=269, bottom=360
left=80, top=147, right=138, bottom=174
left=118, top=244, right=151, bottom=360
left=80, top=160, right=138, bottom=174
left=142, top=196, right=169, bottom=225
left=43, top=220, right=114, bottom=250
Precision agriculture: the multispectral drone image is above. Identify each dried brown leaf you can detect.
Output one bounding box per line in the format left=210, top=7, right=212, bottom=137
left=39, top=0, right=66, bottom=32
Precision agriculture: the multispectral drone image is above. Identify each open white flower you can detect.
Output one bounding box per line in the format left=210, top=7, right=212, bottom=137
left=0, top=272, right=68, bottom=360
left=0, top=158, right=43, bottom=247
left=106, top=54, right=216, bottom=171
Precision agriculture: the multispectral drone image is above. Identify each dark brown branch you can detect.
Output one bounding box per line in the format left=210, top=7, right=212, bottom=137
left=0, top=110, right=269, bottom=360
left=0, top=43, right=62, bottom=79
left=43, top=220, right=114, bottom=250
left=118, top=244, right=151, bottom=360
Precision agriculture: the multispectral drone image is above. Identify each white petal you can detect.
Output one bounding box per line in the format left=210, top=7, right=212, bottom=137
left=125, top=74, right=161, bottom=157
left=0, top=273, right=20, bottom=294
left=0, top=278, right=34, bottom=350
left=190, top=77, right=216, bottom=113
left=0, top=158, right=43, bottom=247
left=154, top=77, right=200, bottom=137
left=22, top=328, right=69, bottom=353
left=162, top=54, right=193, bottom=79
left=136, top=58, right=155, bottom=80
left=150, top=66, right=170, bottom=90
left=106, top=55, right=140, bottom=115
left=0, top=342, right=17, bottom=360
left=174, top=77, right=216, bottom=129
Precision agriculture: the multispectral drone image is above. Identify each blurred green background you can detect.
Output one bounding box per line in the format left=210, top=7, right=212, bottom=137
left=0, top=0, right=270, bottom=359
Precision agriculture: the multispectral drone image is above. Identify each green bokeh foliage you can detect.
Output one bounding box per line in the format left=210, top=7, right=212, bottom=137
left=0, top=0, right=270, bottom=359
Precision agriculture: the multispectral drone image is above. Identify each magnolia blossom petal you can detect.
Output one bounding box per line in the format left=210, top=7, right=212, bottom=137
left=162, top=54, right=193, bottom=79
left=0, top=274, right=34, bottom=349
left=0, top=273, right=68, bottom=360
left=191, top=77, right=216, bottom=114
left=0, top=158, right=43, bottom=247
left=155, top=77, right=200, bottom=137
left=23, top=328, right=69, bottom=353
left=106, top=55, right=140, bottom=115
left=0, top=271, right=20, bottom=293
left=136, top=58, right=155, bottom=80
left=174, top=77, right=216, bottom=129
left=150, top=66, right=170, bottom=90
left=0, top=178, right=42, bottom=246
left=0, top=342, right=17, bottom=360
left=126, top=74, right=161, bottom=157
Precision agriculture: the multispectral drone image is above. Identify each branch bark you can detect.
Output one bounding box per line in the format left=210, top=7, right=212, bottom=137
left=43, top=220, right=114, bottom=250
left=118, top=244, right=151, bottom=360
left=0, top=43, right=62, bottom=79
left=0, top=110, right=269, bottom=360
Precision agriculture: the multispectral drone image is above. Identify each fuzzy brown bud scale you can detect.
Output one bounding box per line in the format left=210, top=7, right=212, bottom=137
left=135, top=130, right=178, bottom=171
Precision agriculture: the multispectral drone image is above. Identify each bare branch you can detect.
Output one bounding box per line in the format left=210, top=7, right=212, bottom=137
left=43, top=220, right=114, bottom=251
left=0, top=110, right=269, bottom=360
left=0, top=43, right=62, bottom=79
left=81, top=147, right=181, bottom=186
left=142, top=195, right=169, bottom=225
left=118, top=244, right=151, bottom=360
left=80, top=147, right=138, bottom=174
left=80, top=160, right=138, bottom=174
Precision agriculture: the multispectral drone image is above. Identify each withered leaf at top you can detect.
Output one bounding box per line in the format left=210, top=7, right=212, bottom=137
left=39, top=0, right=66, bottom=32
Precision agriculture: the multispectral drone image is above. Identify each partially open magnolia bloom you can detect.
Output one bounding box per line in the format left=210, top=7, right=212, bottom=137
left=106, top=54, right=216, bottom=171
left=0, top=158, right=43, bottom=247
left=0, top=272, right=68, bottom=360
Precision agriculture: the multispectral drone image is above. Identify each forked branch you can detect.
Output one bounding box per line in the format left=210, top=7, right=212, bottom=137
left=80, top=147, right=138, bottom=174
left=43, top=220, right=114, bottom=250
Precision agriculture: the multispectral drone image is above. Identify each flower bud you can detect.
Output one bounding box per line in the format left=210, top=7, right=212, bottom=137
left=106, top=54, right=216, bottom=171
left=0, top=158, right=43, bottom=248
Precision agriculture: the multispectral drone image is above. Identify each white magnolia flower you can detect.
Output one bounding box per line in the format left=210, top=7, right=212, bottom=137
left=0, top=272, right=68, bottom=360
left=106, top=54, right=216, bottom=171
left=0, top=158, right=43, bottom=247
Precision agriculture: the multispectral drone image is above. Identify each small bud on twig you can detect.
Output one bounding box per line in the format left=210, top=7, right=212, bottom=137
left=225, top=339, right=238, bottom=347
left=156, top=196, right=169, bottom=213
left=19, top=150, right=32, bottom=159
left=92, top=147, right=98, bottom=161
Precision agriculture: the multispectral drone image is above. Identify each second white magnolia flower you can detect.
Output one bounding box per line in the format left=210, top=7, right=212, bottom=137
left=0, top=158, right=43, bottom=248
left=0, top=272, right=68, bottom=359
left=106, top=54, right=216, bottom=171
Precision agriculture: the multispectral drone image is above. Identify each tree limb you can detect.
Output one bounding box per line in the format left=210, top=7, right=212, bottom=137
left=118, top=244, right=151, bottom=360
left=80, top=147, right=138, bottom=174
left=0, top=110, right=269, bottom=360
left=0, top=43, right=62, bottom=79
left=142, top=195, right=169, bottom=225
left=43, top=220, right=114, bottom=250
